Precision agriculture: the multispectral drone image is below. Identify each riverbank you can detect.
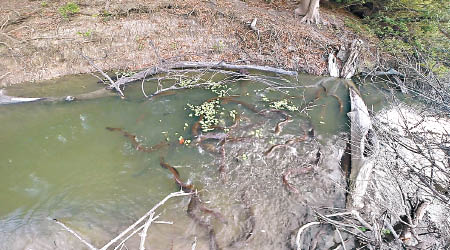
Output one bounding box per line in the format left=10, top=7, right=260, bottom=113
left=0, top=0, right=378, bottom=87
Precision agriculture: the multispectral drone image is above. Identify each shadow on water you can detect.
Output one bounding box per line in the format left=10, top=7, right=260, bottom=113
left=0, top=72, right=387, bottom=249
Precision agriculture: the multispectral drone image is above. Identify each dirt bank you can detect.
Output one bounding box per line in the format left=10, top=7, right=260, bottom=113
left=0, top=0, right=376, bottom=86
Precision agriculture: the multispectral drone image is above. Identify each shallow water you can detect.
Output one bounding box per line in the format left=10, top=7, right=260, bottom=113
left=0, top=72, right=386, bottom=249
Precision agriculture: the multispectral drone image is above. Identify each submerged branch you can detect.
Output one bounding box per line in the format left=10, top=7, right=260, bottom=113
left=51, top=191, right=191, bottom=250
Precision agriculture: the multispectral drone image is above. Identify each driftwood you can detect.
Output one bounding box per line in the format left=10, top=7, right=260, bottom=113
left=113, top=61, right=298, bottom=90
left=0, top=88, right=115, bottom=105
left=328, top=53, right=339, bottom=77
left=347, top=88, right=378, bottom=209
left=52, top=191, right=191, bottom=250
left=1, top=61, right=298, bottom=105
left=328, top=40, right=362, bottom=78
left=341, top=40, right=363, bottom=79
left=0, top=89, right=43, bottom=104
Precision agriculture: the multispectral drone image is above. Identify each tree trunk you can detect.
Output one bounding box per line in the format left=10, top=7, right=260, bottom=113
left=295, top=0, right=321, bottom=24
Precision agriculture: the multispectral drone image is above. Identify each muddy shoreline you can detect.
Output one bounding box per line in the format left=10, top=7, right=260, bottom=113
left=0, top=0, right=377, bottom=87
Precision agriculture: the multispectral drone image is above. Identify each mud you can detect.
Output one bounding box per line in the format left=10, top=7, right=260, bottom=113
left=0, top=0, right=377, bottom=87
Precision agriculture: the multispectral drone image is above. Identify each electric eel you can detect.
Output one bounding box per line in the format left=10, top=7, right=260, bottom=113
left=314, top=84, right=327, bottom=100
left=159, top=158, right=224, bottom=250
left=274, top=114, right=292, bottom=135
left=159, top=157, right=194, bottom=192
left=228, top=194, right=255, bottom=247
left=106, top=127, right=169, bottom=153
left=330, top=94, right=344, bottom=113
left=192, top=115, right=203, bottom=137
left=263, top=133, right=308, bottom=156
left=221, top=97, right=260, bottom=114
left=188, top=194, right=220, bottom=250
left=107, top=127, right=223, bottom=249
left=205, top=95, right=260, bottom=114
left=282, top=165, right=314, bottom=193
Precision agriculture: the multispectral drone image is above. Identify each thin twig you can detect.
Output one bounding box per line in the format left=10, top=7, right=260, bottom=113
left=139, top=212, right=159, bottom=250
left=100, top=191, right=191, bottom=250
left=296, top=221, right=321, bottom=250
left=78, top=50, right=123, bottom=96
left=335, top=228, right=347, bottom=250
left=50, top=218, right=97, bottom=250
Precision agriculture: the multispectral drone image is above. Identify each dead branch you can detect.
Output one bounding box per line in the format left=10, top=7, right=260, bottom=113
left=78, top=50, right=124, bottom=97
left=101, top=191, right=191, bottom=250
left=52, top=191, right=191, bottom=250
left=341, top=40, right=362, bottom=79
left=50, top=218, right=97, bottom=250
left=295, top=211, right=372, bottom=250
left=114, top=61, right=298, bottom=88
left=0, top=88, right=116, bottom=105
left=139, top=212, right=160, bottom=250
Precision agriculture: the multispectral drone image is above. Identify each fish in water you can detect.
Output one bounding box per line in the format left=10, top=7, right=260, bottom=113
left=159, top=157, right=193, bottom=192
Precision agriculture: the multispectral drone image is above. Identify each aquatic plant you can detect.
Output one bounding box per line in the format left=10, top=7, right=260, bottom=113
left=269, top=99, right=299, bottom=112
left=187, top=99, right=220, bottom=132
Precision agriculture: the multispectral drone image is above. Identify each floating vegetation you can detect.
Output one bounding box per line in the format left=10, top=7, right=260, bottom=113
left=268, top=99, right=299, bottom=111
left=187, top=99, right=221, bottom=132
left=178, top=78, right=197, bottom=88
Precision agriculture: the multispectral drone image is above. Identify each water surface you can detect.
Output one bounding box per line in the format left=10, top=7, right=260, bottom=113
left=0, top=72, right=386, bottom=249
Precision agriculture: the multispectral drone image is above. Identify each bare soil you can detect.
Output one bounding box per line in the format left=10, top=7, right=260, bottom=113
left=0, top=0, right=376, bottom=86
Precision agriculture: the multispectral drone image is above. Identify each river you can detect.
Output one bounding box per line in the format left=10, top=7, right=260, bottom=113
left=0, top=71, right=386, bottom=249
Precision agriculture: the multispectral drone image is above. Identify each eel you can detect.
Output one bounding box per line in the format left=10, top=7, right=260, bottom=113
left=159, top=157, right=194, bottom=192
left=227, top=194, right=256, bottom=247
left=330, top=94, right=344, bottom=113
left=188, top=194, right=221, bottom=250
left=263, top=133, right=308, bottom=156
left=106, top=127, right=169, bottom=153
left=159, top=158, right=224, bottom=250
left=221, top=97, right=260, bottom=114
left=274, top=114, right=292, bottom=135
left=192, top=115, right=204, bottom=137
left=282, top=165, right=314, bottom=193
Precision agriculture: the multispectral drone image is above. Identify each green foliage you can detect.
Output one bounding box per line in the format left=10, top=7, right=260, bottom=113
left=59, top=2, right=80, bottom=18
left=212, top=41, right=225, bottom=53
left=344, top=17, right=374, bottom=36
left=41, top=1, right=48, bottom=7
left=337, top=0, right=449, bottom=72
left=76, top=30, right=92, bottom=37
left=382, top=229, right=391, bottom=235
left=188, top=99, right=220, bottom=132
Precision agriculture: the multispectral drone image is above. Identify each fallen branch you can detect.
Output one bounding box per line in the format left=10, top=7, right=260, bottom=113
left=139, top=212, right=160, bottom=250
left=0, top=88, right=115, bottom=105
left=114, top=61, right=298, bottom=89
left=51, top=191, right=191, bottom=250
left=50, top=218, right=97, bottom=250
left=295, top=221, right=321, bottom=250
left=335, top=228, right=347, bottom=250
left=101, top=191, right=191, bottom=250
left=295, top=211, right=356, bottom=250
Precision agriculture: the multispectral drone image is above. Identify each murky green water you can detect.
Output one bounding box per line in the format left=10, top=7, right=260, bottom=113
left=0, top=72, right=386, bottom=249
